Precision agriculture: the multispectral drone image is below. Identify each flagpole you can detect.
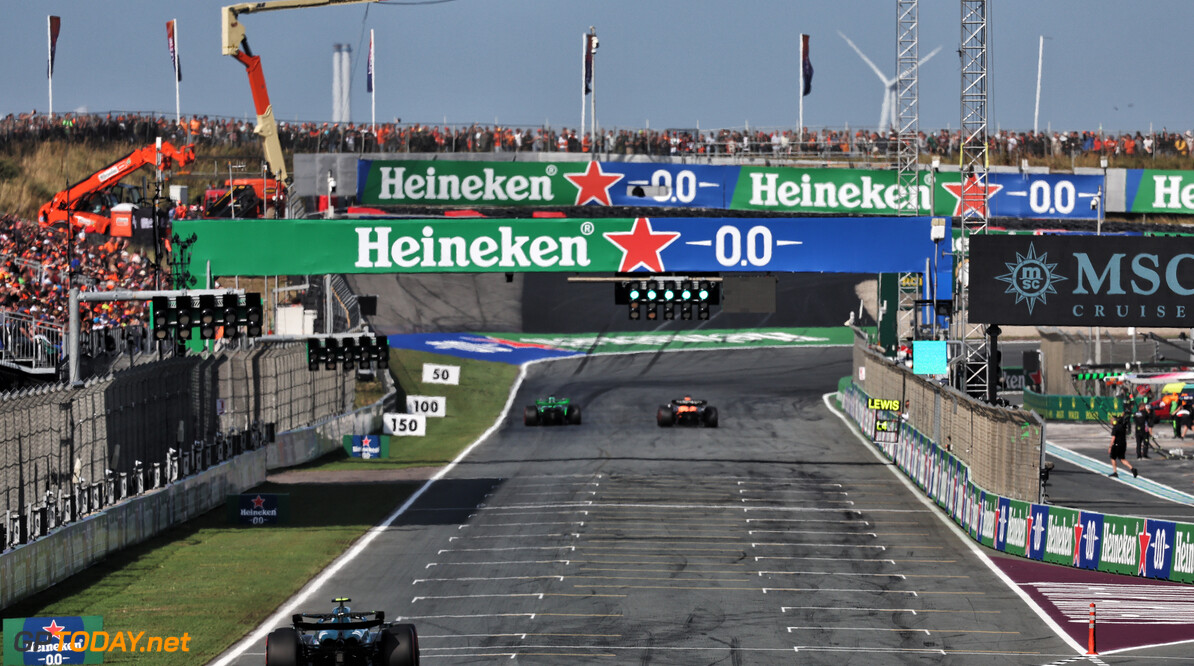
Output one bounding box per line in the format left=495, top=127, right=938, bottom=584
left=173, top=19, right=181, bottom=126
left=47, top=16, right=54, bottom=117
left=798, top=34, right=804, bottom=148
left=370, top=29, right=376, bottom=139
left=580, top=31, right=586, bottom=149
left=590, top=29, right=597, bottom=153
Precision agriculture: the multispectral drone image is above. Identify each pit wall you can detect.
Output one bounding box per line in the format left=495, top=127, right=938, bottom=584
left=839, top=380, right=1194, bottom=583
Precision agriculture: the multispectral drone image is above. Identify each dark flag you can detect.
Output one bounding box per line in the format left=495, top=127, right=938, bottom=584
left=367, top=31, right=374, bottom=93
left=166, top=20, right=182, bottom=82
left=801, top=34, right=813, bottom=96
left=583, top=33, right=595, bottom=95
left=48, top=16, right=61, bottom=78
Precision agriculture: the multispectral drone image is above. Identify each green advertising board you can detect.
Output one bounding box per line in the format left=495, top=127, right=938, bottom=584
left=731, top=167, right=942, bottom=214
left=1002, top=500, right=1031, bottom=558
left=978, top=493, right=998, bottom=548
left=360, top=160, right=590, bottom=207
left=1097, top=514, right=1146, bottom=576
left=1023, top=390, right=1123, bottom=422
left=1128, top=170, right=1194, bottom=214
left=1042, top=506, right=1080, bottom=566
left=3, top=616, right=105, bottom=664
left=1172, top=523, right=1194, bottom=584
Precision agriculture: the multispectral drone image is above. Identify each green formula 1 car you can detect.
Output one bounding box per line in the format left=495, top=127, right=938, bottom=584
left=524, top=396, right=582, bottom=426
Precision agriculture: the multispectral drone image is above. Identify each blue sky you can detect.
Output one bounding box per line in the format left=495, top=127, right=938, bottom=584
left=2, top=0, right=1190, bottom=134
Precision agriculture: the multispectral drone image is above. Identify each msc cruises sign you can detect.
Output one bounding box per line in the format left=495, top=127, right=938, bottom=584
left=970, top=235, right=1194, bottom=326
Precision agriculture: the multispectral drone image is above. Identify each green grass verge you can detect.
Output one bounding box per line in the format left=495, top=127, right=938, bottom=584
left=305, top=348, right=521, bottom=471
left=0, top=480, right=420, bottom=665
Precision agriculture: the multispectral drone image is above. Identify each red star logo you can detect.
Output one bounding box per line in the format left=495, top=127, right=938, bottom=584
left=252, top=495, right=266, bottom=509
left=603, top=218, right=681, bottom=272
left=1138, top=522, right=1152, bottom=576
left=942, top=175, right=1003, bottom=217
left=361, top=436, right=371, bottom=447
left=43, top=620, right=66, bottom=638
left=1073, top=523, right=1083, bottom=566
left=564, top=162, right=622, bottom=206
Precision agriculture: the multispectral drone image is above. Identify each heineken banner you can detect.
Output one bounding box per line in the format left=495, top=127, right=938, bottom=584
left=176, top=216, right=942, bottom=276
left=356, top=159, right=1103, bottom=219
left=1097, top=514, right=1147, bottom=576
left=969, top=235, right=1194, bottom=326
left=1126, top=169, right=1194, bottom=214
left=839, top=383, right=1194, bottom=585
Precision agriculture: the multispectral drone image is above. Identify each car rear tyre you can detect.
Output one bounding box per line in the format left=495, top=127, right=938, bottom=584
left=380, top=623, right=419, bottom=666
left=266, top=627, right=300, bottom=666
left=523, top=406, right=539, bottom=426
left=657, top=407, right=674, bottom=427
left=703, top=406, right=719, bottom=428
left=568, top=405, right=582, bottom=425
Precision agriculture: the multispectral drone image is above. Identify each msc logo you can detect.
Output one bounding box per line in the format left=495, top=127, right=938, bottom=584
left=994, top=242, right=1067, bottom=314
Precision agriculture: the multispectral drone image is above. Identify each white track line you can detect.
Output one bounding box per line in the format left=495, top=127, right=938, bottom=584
left=211, top=359, right=540, bottom=666
left=821, top=392, right=1086, bottom=656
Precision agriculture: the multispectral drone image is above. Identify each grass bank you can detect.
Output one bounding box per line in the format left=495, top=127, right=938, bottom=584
left=304, top=348, right=521, bottom=471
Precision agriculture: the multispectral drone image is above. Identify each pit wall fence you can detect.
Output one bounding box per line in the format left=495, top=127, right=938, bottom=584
left=0, top=342, right=393, bottom=609
left=840, top=356, right=1194, bottom=584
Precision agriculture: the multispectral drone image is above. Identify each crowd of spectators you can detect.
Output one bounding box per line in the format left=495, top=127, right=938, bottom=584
left=3, top=110, right=1194, bottom=335
left=1, top=214, right=158, bottom=332
left=4, top=110, right=1194, bottom=163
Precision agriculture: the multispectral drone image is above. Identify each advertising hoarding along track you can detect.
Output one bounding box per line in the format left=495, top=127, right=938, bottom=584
left=176, top=216, right=944, bottom=277
left=355, top=159, right=1107, bottom=220
left=969, top=235, right=1194, bottom=327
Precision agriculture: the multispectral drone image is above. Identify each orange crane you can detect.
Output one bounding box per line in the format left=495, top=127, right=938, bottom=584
left=221, top=0, right=378, bottom=186
left=38, top=141, right=196, bottom=234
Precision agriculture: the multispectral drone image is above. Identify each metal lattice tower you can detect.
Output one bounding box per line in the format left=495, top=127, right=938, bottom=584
left=894, top=0, right=921, bottom=340
left=956, top=0, right=991, bottom=396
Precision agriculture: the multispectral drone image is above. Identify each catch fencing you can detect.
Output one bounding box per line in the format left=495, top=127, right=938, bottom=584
left=0, top=341, right=353, bottom=541
left=852, top=328, right=1043, bottom=502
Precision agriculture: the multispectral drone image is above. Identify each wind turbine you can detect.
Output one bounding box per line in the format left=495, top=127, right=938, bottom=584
left=838, top=31, right=942, bottom=134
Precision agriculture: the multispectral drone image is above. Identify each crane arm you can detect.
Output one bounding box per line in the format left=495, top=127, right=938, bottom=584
left=221, top=0, right=378, bottom=186
left=38, top=142, right=196, bottom=228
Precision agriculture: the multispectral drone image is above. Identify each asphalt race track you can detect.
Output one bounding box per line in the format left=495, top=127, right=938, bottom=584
left=216, top=347, right=1186, bottom=664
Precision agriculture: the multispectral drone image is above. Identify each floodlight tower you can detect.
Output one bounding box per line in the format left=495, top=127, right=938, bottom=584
left=955, top=0, right=993, bottom=400
left=894, top=0, right=922, bottom=341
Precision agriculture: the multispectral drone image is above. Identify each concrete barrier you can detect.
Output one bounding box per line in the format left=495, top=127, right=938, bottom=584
left=0, top=448, right=266, bottom=609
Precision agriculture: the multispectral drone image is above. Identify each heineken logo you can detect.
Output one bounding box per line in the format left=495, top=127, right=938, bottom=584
left=565, top=161, right=623, bottom=206
left=1005, top=511, right=1028, bottom=552
left=1174, top=531, right=1194, bottom=575
left=354, top=225, right=592, bottom=269
left=1044, top=513, right=1074, bottom=559
left=942, top=175, right=1004, bottom=217
left=603, top=218, right=680, bottom=272
left=748, top=172, right=929, bottom=211
left=375, top=166, right=555, bottom=203
left=1100, top=521, right=1138, bottom=567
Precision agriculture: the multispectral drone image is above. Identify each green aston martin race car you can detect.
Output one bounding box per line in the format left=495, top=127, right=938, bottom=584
left=524, top=396, right=582, bottom=426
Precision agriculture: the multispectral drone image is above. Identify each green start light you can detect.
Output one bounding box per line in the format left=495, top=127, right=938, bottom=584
left=681, top=289, right=692, bottom=300
left=646, top=288, right=658, bottom=300
left=699, top=289, right=709, bottom=300
left=629, top=288, right=641, bottom=300
left=664, top=288, right=675, bottom=300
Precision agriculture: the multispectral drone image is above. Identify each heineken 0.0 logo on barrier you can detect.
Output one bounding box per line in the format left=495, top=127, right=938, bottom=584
left=176, top=216, right=941, bottom=277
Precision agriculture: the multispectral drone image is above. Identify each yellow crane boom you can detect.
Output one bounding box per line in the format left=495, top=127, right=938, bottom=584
left=221, top=0, right=378, bottom=185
